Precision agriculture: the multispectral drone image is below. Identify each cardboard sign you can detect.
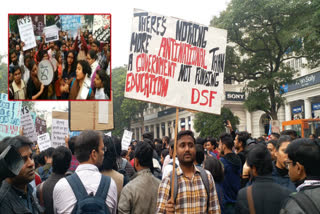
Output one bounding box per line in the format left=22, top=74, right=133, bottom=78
left=0, top=94, right=22, bottom=140
left=69, top=101, right=114, bottom=131
left=125, top=9, right=227, bottom=115
left=51, top=111, right=68, bottom=148
left=43, top=25, right=60, bottom=43
left=121, top=130, right=133, bottom=151
left=35, top=117, right=47, bottom=135
left=37, top=133, right=51, bottom=152
left=31, top=15, right=45, bottom=36
left=271, top=120, right=280, bottom=134
left=38, top=60, right=54, bottom=86
left=93, top=15, right=110, bottom=43
left=17, top=16, right=37, bottom=51
left=20, top=106, right=37, bottom=142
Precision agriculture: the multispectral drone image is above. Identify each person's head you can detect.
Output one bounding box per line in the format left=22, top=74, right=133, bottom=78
left=55, top=50, right=63, bottom=64
left=161, top=149, right=169, bottom=165
left=15, top=44, right=20, bottom=52
left=309, top=134, right=316, bottom=140
left=234, top=131, right=249, bottom=151
left=162, top=136, right=170, bottom=147
left=39, top=49, right=48, bottom=61
left=270, top=133, right=280, bottom=141
left=154, top=138, right=162, bottom=146
left=195, top=137, right=206, bottom=147
left=267, top=140, right=278, bottom=161
left=134, top=140, right=154, bottom=171
left=10, top=50, right=18, bottom=65
left=52, top=146, right=72, bottom=175
left=27, top=60, right=38, bottom=78
left=247, top=144, right=273, bottom=177
left=195, top=144, right=204, bottom=165
left=142, top=132, right=154, bottom=142
left=68, top=136, right=77, bottom=155
left=44, top=147, right=55, bottom=164
left=91, top=40, right=100, bottom=53
left=205, top=137, right=218, bottom=152
left=94, top=69, right=110, bottom=97
left=76, top=60, right=92, bottom=80
left=61, top=44, right=67, bottom=52
left=281, top=130, right=297, bottom=140
left=219, top=133, right=234, bottom=156
left=24, top=54, right=32, bottom=69
left=88, top=33, right=94, bottom=44
left=285, top=138, right=320, bottom=182
left=13, top=65, right=22, bottom=84
left=54, top=41, right=61, bottom=51
left=169, top=140, right=175, bottom=158
left=86, top=49, right=97, bottom=66
left=66, top=50, right=75, bottom=67
left=275, top=135, right=292, bottom=169
left=0, top=136, right=35, bottom=185
left=101, top=135, right=118, bottom=171
left=176, top=130, right=196, bottom=166
left=75, top=130, right=104, bottom=167
left=203, top=156, right=224, bottom=183
left=49, top=41, right=54, bottom=49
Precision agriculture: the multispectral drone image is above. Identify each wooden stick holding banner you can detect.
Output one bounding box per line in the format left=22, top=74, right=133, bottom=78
left=170, top=108, right=179, bottom=202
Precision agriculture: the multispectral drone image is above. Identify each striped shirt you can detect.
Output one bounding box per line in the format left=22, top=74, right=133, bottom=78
left=157, top=165, right=221, bottom=214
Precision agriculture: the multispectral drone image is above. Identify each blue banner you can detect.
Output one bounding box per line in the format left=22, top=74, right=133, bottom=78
left=292, top=106, right=302, bottom=114
left=0, top=94, right=22, bottom=140
left=312, top=103, right=320, bottom=111
left=60, top=15, right=81, bottom=32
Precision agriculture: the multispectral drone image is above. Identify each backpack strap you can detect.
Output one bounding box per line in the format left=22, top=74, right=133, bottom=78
left=66, top=173, right=88, bottom=201
left=95, top=175, right=111, bottom=200
left=247, top=185, right=256, bottom=214
left=70, top=78, right=76, bottom=89
left=290, top=192, right=319, bottom=214
left=197, top=167, right=210, bottom=212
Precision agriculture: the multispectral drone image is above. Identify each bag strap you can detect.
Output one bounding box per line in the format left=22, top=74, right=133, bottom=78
left=66, top=173, right=88, bottom=201
left=95, top=175, right=111, bottom=200
left=247, top=185, right=256, bottom=214
left=198, top=167, right=210, bottom=212
left=39, top=182, right=44, bottom=207
left=70, top=78, right=76, bottom=89
left=290, top=192, right=319, bottom=214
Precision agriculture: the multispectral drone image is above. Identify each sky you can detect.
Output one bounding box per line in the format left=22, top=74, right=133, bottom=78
left=1, top=0, right=230, bottom=111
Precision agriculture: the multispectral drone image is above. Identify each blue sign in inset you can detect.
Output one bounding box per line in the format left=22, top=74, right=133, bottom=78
left=292, top=106, right=302, bottom=114
left=312, top=103, right=320, bottom=111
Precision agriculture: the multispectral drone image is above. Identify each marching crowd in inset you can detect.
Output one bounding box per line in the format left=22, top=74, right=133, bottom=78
left=8, top=30, right=111, bottom=100
left=0, top=120, right=320, bottom=214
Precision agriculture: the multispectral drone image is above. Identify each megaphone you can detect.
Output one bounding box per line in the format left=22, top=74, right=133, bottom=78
left=0, top=145, right=24, bottom=182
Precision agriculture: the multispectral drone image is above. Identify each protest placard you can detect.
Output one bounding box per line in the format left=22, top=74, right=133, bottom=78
left=0, top=94, right=21, bottom=140
left=124, top=9, right=227, bottom=115
left=60, top=15, right=81, bottom=38
left=51, top=111, right=68, bottom=148
left=20, top=106, right=37, bottom=142
left=37, top=133, right=51, bottom=152
left=105, top=132, right=112, bottom=137
left=17, top=16, right=37, bottom=51
left=31, top=15, right=45, bottom=36
left=69, top=101, right=114, bottom=131
left=43, top=25, right=60, bottom=43
left=121, top=130, right=133, bottom=151
left=38, top=60, right=54, bottom=86
left=35, top=117, right=47, bottom=135
left=93, top=15, right=110, bottom=43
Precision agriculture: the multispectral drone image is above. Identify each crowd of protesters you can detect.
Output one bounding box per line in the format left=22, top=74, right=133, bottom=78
left=8, top=29, right=111, bottom=100
left=0, top=122, right=320, bottom=214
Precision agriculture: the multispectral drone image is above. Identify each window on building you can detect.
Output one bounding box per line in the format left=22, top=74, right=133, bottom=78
left=156, top=124, right=160, bottom=139
left=161, top=122, right=165, bottom=137
left=188, top=116, right=191, bottom=130
left=168, top=121, right=172, bottom=139
left=181, top=118, right=186, bottom=131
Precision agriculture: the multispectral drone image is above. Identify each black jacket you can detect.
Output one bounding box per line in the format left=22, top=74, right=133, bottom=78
left=0, top=180, right=40, bottom=214
left=236, top=175, right=292, bottom=214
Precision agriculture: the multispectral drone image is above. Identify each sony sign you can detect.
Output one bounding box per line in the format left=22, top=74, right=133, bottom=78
left=226, top=92, right=245, bottom=101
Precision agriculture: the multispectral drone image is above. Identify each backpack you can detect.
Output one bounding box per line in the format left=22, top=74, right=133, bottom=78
left=66, top=173, right=111, bottom=214
left=170, top=166, right=210, bottom=212
left=289, top=191, right=320, bottom=214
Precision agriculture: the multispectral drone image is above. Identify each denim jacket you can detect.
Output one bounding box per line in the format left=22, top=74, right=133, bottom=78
left=0, top=180, right=40, bottom=214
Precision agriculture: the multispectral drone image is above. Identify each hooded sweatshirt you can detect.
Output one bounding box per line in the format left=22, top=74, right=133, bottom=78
left=220, top=152, right=242, bottom=204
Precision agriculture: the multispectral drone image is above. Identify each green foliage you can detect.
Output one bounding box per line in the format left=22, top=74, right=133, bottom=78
left=46, top=15, right=56, bottom=26
left=194, top=107, right=239, bottom=138
left=9, top=15, right=20, bottom=34
left=0, top=61, right=8, bottom=94
left=212, top=0, right=319, bottom=119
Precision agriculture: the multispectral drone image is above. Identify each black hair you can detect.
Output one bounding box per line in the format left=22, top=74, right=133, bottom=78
left=206, top=137, right=218, bottom=149
left=101, top=135, right=118, bottom=171
left=37, top=151, right=46, bottom=166
left=155, top=143, right=162, bottom=158
left=88, top=49, right=97, bottom=60
left=270, top=133, right=280, bottom=140
left=236, top=131, right=250, bottom=148
left=27, top=60, right=36, bottom=72
left=24, top=54, right=32, bottom=66
left=9, top=50, right=17, bottom=64
left=285, top=138, right=320, bottom=176
left=247, top=144, right=273, bottom=176
left=177, top=130, right=195, bottom=144
left=134, top=140, right=154, bottom=169
left=64, top=50, right=77, bottom=74
left=276, top=135, right=291, bottom=150
left=267, top=140, right=278, bottom=148
left=219, top=133, right=234, bottom=150
left=45, top=147, right=55, bottom=158
left=92, top=40, right=100, bottom=49
left=68, top=136, right=77, bottom=155
left=196, top=137, right=206, bottom=146
left=114, top=136, right=122, bottom=157
left=13, top=65, right=21, bottom=74
left=142, top=132, right=154, bottom=141
left=77, top=60, right=92, bottom=78
left=121, top=150, right=128, bottom=158
left=280, top=130, right=297, bottom=140
left=0, top=136, right=32, bottom=153
left=204, top=156, right=224, bottom=183
left=195, top=144, right=205, bottom=165
left=161, top=149, right=169, bottom=159
left=52, top=146, right=72, bottom=174
left=38, top=49, right=48, bottom=62
left=95, top=69, right=110, bottom=98
left=143, top=138, right=155, bottom=150
left=154, top=138, right=162, bottom=145
left=75, top=130, right=102, bottom=163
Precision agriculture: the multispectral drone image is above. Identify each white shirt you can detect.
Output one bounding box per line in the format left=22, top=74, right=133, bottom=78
left=53, top=164, right=117, bottom=214
left=162, top=157, right=179, bottom=180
